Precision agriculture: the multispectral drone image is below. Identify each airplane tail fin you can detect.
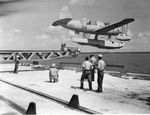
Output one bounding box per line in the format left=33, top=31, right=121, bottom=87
left=59, top=6, right=72, bottom=19
left=52, top=6, right=72, bottom=26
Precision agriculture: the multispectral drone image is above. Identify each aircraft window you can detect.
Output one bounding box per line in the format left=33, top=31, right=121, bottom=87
left=98, top=21, right=105, bottom=27
left=112, top=41, right=114, bottom=44
left=86, top=21, right=91, bottom=25
left=105, top=22, right=110, bottom=26
left=92, top=21, right=97, bottom=25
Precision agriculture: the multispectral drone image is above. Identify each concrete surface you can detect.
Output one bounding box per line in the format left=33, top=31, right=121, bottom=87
left=0, top=64, right=150, bottom=114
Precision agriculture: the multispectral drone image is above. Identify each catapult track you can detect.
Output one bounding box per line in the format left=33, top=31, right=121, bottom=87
left=0, top=49, right=79, bottom=62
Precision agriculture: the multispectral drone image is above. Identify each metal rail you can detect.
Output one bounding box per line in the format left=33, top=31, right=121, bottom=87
left=0, top=94, right=26, bottom=114
left=0, top=50, right=79, bottom=62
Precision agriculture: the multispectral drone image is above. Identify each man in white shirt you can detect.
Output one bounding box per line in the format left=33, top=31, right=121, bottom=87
left=80, top=57, right=93, bottom=90
left=96, top=54, right=106, bottom=93
left=90, top=54, right=97, bottom=81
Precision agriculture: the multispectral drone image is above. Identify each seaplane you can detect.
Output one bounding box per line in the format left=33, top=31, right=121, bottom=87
left=52, top=6, right=135, bottom=49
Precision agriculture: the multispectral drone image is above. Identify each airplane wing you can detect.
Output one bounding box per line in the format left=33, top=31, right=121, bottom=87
left=93, top=18, right=135, bottom=34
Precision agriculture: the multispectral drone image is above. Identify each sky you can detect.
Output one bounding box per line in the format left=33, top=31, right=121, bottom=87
left=0, top=0, right=150, bottom=52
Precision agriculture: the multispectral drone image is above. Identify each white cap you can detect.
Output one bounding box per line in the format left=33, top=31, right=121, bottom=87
left=51, top=63, right=56, bottom=67
left=77, top=48, right=81, bottom=52
left=16, top=55, right=20, bottom=59
left=98, top=54, right=103, bottom=58
left=64, top=47, right=68, bottom=52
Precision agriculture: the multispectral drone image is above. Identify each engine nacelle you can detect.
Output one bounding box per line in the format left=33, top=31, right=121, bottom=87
left=116, top=34, right=131, bottom=41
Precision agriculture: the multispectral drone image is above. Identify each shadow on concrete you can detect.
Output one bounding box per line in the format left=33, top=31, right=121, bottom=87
left=44, top=81, right=57, bottom=83
left=0, top=69, right=46, bottom=73
left=138, top=97, right=150, bottom=106
left=71, top=86, right=96, bottom=92
left=2, top=112, right=18, bottom=115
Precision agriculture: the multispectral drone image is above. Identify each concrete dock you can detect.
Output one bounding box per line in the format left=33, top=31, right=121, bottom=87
left=0, top=64, right=150, bottom=114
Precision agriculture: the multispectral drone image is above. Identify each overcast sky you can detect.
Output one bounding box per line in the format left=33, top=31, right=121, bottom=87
left=0, top=0, right=150, bottom=52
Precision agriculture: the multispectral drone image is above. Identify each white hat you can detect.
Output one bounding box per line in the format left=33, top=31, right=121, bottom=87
left=98, top=54, right=103, bottom=58
left=77, top=48, right=81, bottom=52
left=16, top=55, right=20, bottom=59
left=51, top=63, right=56, bottom=67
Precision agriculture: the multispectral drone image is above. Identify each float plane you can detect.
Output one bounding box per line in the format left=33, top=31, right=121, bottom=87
left=52, top=6, right=135, bottom=49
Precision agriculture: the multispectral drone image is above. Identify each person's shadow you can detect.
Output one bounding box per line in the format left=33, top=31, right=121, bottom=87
left=45, top=81, right=55, bottom=83
left=138, top=97, right=150, bottom=106
left=71, top=86, right=92, bottom=91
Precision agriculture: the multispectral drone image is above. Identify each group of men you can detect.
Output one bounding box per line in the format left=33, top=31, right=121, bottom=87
left=80, top=54, right=106, bottom=93
left=13, top=53, right=106, bottom=93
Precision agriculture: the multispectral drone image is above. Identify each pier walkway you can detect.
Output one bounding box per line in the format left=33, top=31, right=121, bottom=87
left=0, top=64, right=150, bottom=114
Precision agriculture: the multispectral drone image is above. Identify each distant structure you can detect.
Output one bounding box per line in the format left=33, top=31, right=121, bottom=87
left=61, top=43, right=80, bottom=57
left=0, top=44, right=81, bottom=62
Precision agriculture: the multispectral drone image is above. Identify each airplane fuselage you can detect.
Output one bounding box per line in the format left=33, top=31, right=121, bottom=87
left=59, top=20, right=120, bottom=36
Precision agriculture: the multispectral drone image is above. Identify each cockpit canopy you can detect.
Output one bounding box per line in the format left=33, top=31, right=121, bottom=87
left=86, top=20, right=110, bottom=27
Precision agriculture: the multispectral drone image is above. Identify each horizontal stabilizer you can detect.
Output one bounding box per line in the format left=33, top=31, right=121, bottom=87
left=52, top=18, right=72, bottom=26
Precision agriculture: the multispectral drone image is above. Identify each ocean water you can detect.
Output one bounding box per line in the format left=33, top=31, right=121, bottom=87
left=39, top=52, right=150, bottom=75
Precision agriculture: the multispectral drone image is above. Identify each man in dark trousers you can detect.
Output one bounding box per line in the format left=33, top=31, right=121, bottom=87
left=90, top=54, right=97, bottom=81
left=80, top=56, right=93, bottom=90
left=14, top=54, right=20, bottom=74
left=96, top=54, right=106, bottom=93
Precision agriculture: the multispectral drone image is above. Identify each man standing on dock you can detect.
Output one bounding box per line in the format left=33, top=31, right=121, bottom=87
left=90, top=54, right=97, bottom=81
left=96, top=54, right=106, bottom=93
left=14, top=54, right=20, bottom=74
left=80, top=57, right=93, bottom=90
